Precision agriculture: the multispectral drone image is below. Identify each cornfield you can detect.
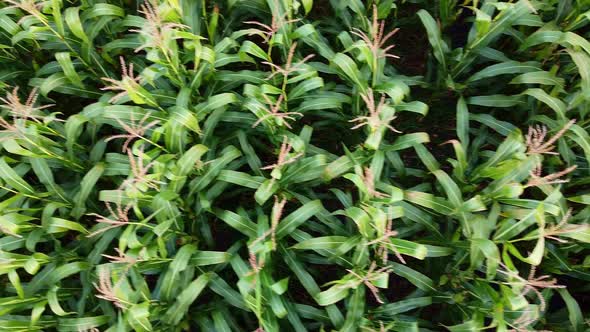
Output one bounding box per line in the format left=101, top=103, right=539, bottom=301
left=0, top=0, right=589, bottom=331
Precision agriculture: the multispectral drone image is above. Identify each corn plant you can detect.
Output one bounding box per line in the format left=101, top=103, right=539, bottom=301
left=0, top=0, right=588, bottom=331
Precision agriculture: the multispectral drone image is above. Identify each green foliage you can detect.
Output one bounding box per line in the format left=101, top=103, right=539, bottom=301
left=0, top=0, right=589, bottom=331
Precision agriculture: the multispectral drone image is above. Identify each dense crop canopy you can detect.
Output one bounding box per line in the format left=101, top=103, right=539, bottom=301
left=0, top=0, right=588, bottom=331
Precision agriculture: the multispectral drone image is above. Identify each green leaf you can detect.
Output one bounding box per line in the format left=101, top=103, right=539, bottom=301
left=372, top=297, right=432, bottom=317
left=470, top=239, right=499, bottom=279
left=163, top=273, right=212, bottom=325
left=315, top=285, right=349, bottom=306
left=467, top=94, right=523, bottom=108
left=470, top=114, right=518, bottom=136
left=497, top=206, right=547, bottom=243
left=57, top=316, right=109, bottom=331
left=414, top=142, right=440, bottom=172
left=467, top=1, right=533, bottom=52
left=289, top=77, right=324, bottom=100
left=276, top=200, right=323, bottom=239
left=45, top=217, right=88, bottom=234
left=160, top=244, right=198, bottom=301
left=323, top=151, right=364, bottom=181
left=29, top=158, right=66, bottom=201
left=558, top=289, right=584, bottom=332
left=418, top=10, right=448, bottom=69
left=522, top=88, right=566, bottom=119
left=510, top=71, right=564, bottom=88
left=344, top=206, right=373, bottom=238
left=47, top=262, right=90, bottom=285
left=271, top=277, right=290, bottom=296
left=331, top=53, right=366, bottom=91
left=456, top=96, right=470, bottom=147
left=432, top=170, right=463, bottom=207
left=195, top=93, right=239, bottom=117
left=64, top=7, right=89, bottom=43
left=192, top=251, right=231, bottom=266
left=55, top=52, right=83, bottom=88
left=404, top=191, right=454, bottom=215
left=254, top=178, right=279, bottom=205
left=85, top=3, right=125, bottom=18
left=292, top=236, right=349, bottom=250
left=190, top=145, right=241, bottom=192
left=218, top=170, right=264, bottom=189
left=383, top=133, right=430, bottom=152
left=239, top=41, right=270, bottom=61
left=389, top=239, right=428, bottom=260
left=560, top=228, right=590, bottom=243
left=72, top=163, right=104, bottom=219
left=176, top=144, right=209, bottom=177
left=0, top=157, right=35, bottom=195
left=47, top=286, right=73, bottom=316
left=39, top=72, right=69, bottom=97
left=302, top=0, right=313, bottom=14
left=128, top=302, right=152, bottom=332
left=215, top=209, right=257, bottom=238
left=467, top=61, right=540, bottom=82
left=396, top=101, right=428, bottom=116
